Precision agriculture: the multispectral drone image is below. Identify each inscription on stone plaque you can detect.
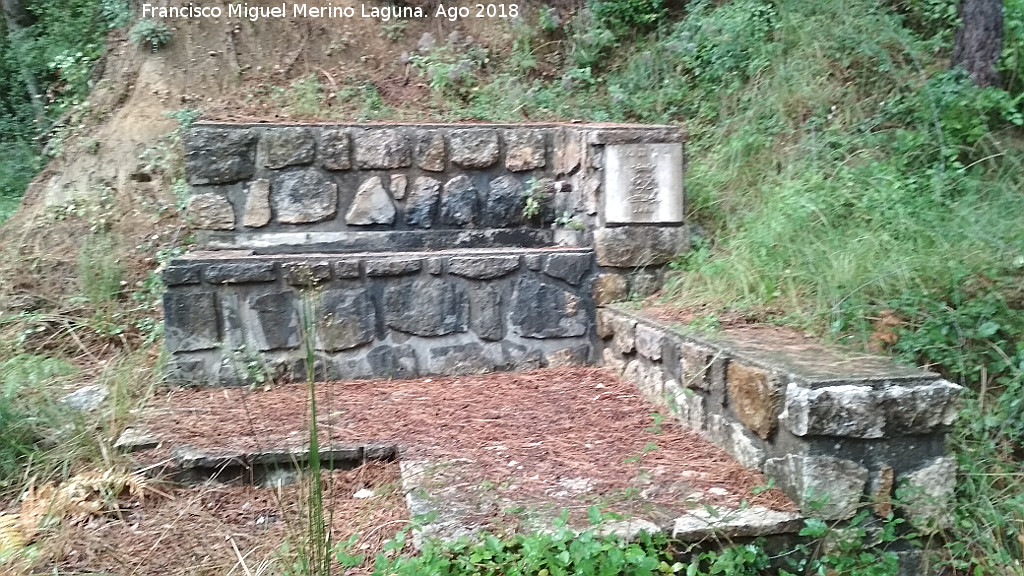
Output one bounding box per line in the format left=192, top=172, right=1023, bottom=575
left=604, top=143, right=684, bottom=224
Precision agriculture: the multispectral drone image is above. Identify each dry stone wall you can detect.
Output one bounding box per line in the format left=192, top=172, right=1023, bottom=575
left=598, top=306, right=961, bottom=527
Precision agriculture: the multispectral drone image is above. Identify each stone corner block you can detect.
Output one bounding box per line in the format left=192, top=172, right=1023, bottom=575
left=593, top=226, right=688, bottom=267
left=780, top=383, right=884, bottom=439
left=726, top=362, right=783, bottom=440
left=764, top=455, right=868, bottom=521
left=897, top=456, right=956, bottom=534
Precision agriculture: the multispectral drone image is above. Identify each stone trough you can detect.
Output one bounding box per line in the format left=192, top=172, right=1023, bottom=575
left=162, top=120, right=961, bottom=555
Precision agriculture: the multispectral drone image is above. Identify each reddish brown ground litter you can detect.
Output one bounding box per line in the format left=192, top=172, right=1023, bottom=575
left=135, top=367, right=793, bottom=514
left=35, top=462, right=406, bottom=576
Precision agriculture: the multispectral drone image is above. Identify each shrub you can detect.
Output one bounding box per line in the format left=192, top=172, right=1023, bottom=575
left=129, top=19, right=172, bottom=51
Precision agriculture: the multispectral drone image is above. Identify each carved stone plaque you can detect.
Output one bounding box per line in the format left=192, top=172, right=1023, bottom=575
left=603, top=143, right=684, bottom=224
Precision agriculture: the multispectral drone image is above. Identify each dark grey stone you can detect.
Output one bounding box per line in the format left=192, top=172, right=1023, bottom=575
left=319, top=128, right=351, bottom=170
left=262, top=127, right=315, bottom=169
left=272, top=167, right=338, bottom=224
left=319, top=289, right=375, bottom=351
left=163, top=264, right=202, bottom=286
left=440, top=175, right=479, bottom=227
left=425, top=257, right=444, bottom=275
left=448, top=255, right=519, bottom=280
left=333, top=259, right=361, bottom=278
left=367, top=345, right=419, bottom=379
left=283, top=261, right=332, bottom=285
left=164, top=291, right=219, bottom=352
left=429, top=343, right=494, bottom=375
left=187, top=193, right=235, bottom=230
left=415, top=130, right=446, bottom=171
left=204, top=262, right=277, bottom=283
left=185, top=128, right=257, bottom=185
left=449, top=129, right=499, bottom=168
left=502, top=341, right=544, bottom=371
left=542, top=253, right=591, bottom=286
left=523, top=254, right=543, bottom=271
left=384, top=278, right=469, bottom=336
left=354, top=129, right=412, bottom=169
left=366, top=257, right=422, bottom=276
left=406, top=176, right=441, bottom=228
left=629, top=270, right=662, bottom=298
left=503, top=129, right=546, bottom=172
left=545, top=345, right=591, bottom=368
left=470, top=284, right=503, bottom=341
left=510, top=277, right=588, bottom=338
left=593, top=226, right=688, bottom=267
left=165, top=355, right=212, bottom=384
left=248, top=290, right=300, bottom=350
left=485, top=175, right=525, bottom=228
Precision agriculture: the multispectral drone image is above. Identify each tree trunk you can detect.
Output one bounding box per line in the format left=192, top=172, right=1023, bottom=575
left=1, top=0, right=45, bottom=114
left=952, top=0, right=1004, bottom=88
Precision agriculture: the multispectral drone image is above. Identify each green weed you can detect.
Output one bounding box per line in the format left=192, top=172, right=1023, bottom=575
left=129, top=20, right=172, bottom=52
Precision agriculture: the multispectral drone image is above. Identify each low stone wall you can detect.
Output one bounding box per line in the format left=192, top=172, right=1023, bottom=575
left=163, top=248, right=597, bottom=385
left=183, top=122, right=689, bottom=267
left=598, top=306, right=962, bottom=525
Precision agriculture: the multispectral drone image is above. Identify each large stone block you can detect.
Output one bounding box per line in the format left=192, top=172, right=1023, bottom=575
left=592, top=273, right=627, bottom=305
left=706, top=414, right=765, bottom=470
left=899, top=456, right=956, bottom=533
left=610, top=315, right=637, bottom=354
left=248, top=291, right=300, bottom=350
left=345, top=176, right=397, bottom=226
left=283, top=261, right=332, bottom=285
left=354, top=129, right=411, bottom=169
left=726, top=363, right=784, bottom=440
left=603, top=143, right=684, bottom=224
left=242, top=179, right=271, bottom=228
left=503, top=129, right=546, bottom=172
left=679, top=343, right=715, bottom=390
left=449, top=129, right=499, bottom=168
left=319, top=289, right=375, bottom=352
left=204, top=262, right=277, bottom=284
left=272, top=168, right=338, bottom=224
left=764, top=455, right=868, bottom=520
left=163, top=264, right=202, bottom=286
left=880, top=381, right=961, bottom=435
left=415, top=130, right=446, bottom=171
left=485, top=175, right=525, bottom=228
left=470, top=284, right=503, bottom=341
left=367, top=345, right=418, bottom=379
left=542, top=253, right=591, bottom=286
left=448, top=255, right=519, bottom=280
left=440, top=175, right=480, bottom=227
left=185, top=128, right=257, bottom=185
left=545, top=345, right=591, bottom=368
left=634, top=323, right=666, bottom=361
left=164, top=291, right=219, bottom=352
left=428, top=342, right=494, bottom=375
left=510, top=277, right=588, bottom=338
left=781, top=384, right=885, bottom=439
left=262, top=127, right=315, bottom=169
left=593, top=226, right=688, bottom=267
left=187, top=193, right=234, bottom=230
left=406, top=176, right=441, bottom=228
left=384, top=278, right=469, bottom=336
left=319, top=128, right=351, bottom=170
left=365, top=257, right=422, bottom=276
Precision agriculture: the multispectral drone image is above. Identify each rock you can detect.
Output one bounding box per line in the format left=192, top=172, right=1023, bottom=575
left=354, top=129, right=411, bottom=169
left=162, top=264, right=202, bottom=286
left=672, top=389, right=706, bottom=430
left=781, top=384, right=884, bottom=439
left=448, top=255, right=520, bottom=280
left=367, top=345, right=419, bottom=379
left=679, top=343, right=714, bottom=390
left=243, top=179, right=272, bottom=228
left=593, top=226, right=688, bottom=267
left=871, top=465, right=895, bottom=518
left=542, top=253, right=591, bottom=286
left=417, top=32, right=436, bottom=52
left=185, top=128, right=256, bottom=185
left=428, top=342, right=494, bottom=375
left=595, top=519, right=663, bottom=541
left=333, top=260, right=361, bottom=278
left=523, top=253, right=543, bottom=271
left=319, top=289, right=375, bottom=351
left=485, top=175, right=525, bottom=227
left=114, top=428, right=159, bottom=452
left=365, top=257, right=422, bottom=276
left=503, top=129, right=546, bottom=171
left=165, top=356, right=211, bottom=385
left=503, top=341, right=545, bottom=371
left=345, top=176, right=397, bottom=225
left=602, top=347, right=626, bottom=374
left=470, top=284, right=503, bottom=341
left=610, top=315, right=637, bottom=354
left=262, top=127, right=315, bottom=168
left=406, top=176, right=441, bottom=228
left=384, top=278, right=469, bottom=336
left=899, top=457, right=956, bottom=532
left=553, top=128, right=583, bottom=176
left=440, top=175, right=479, bottom=226
left=390, top=174, right=408, bottom=200
left=672, top=507, right=803, bottom=542
left=510, top=278, right=588, bottom=338
left=764, top=455, right=868, bottom=520
left=726, top=363, right=784, bottom=440
left=879, top=380, right=961, bottom=435
left=62, top=385, right=108, bottom=411
left=248, top=290, right=300, bottom=350
left=415, top=131, right=446, bottom=171
left=204, top=262, right=277, bottom=283
left=707, top=415, right=766, bottom=470
left=592, top=273, right=627, bottom=305
left=320, top=128, right=351, bottom=170
left=629, top=270, right=661, bottom=298
left=545, top=345, right=590, bottom=368
left=283, top=261, right=332, bottom=285
left=187, top=193, right=234, bottom=230
left=449, top=129, right=499, bottom=168
left=272, top=168, right=338, bottom=224
left=635, top=323, right=666, bottom=361
left=164, top=291, right=220, bottom=352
